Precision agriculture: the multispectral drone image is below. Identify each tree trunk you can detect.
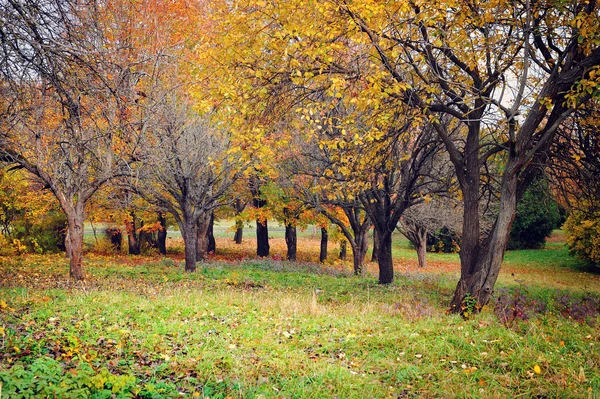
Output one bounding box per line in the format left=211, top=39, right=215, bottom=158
left=371, top=229, right=379, bottom=262
left=207, top=212, right=216, bottom=254
left=181, top=219, right=198, bottom=272
left=285, top=222, right=297, bottom=261
left=319, top=227, right=328, bottom=263
left=65, top=230, right=72, bottom=259
left=405, top=225, right=428, bottom=268
left=126, top=211, right=140, bottom=255
left=66, top=213, right=85, bottom=280
left=157, top=212, right=167, bottom=255
left=450, top=172, right=518, bottom=314
left=196, top=214, right=211, bottom=261
left=416, top=227, right=427, bottom=269
left=376, top=230, right=394, bottom=284
left=339, top=239, right=347, bottom=260
left=234, top=220, right=243, bottom=244
left=351, top=228, right=369, bottom=275
left=256, top=219, right=270, bottom=257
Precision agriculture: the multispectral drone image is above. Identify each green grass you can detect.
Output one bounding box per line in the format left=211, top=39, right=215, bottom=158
left=1, top=252, right=599, bottom=398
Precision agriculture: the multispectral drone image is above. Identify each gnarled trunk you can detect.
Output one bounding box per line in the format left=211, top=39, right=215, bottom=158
left=285, top=223, right=297, bottom=261
left=450, top=172, right=518, bottom=313
left=319, top=227, right=328, bottom=263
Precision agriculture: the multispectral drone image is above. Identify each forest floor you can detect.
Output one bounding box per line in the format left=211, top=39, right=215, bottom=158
left=0, top=231, right=599, bottom=398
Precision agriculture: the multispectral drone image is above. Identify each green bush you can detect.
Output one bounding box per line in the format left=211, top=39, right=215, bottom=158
left=0, top=356, right=179, bottom=398
left=564, top=205, right=600, bottom=268
left=507, top=180, right=561, bottom=250
left=12, top=210, right=67, bottom=254
left=426, top=227, right=460, bottom=253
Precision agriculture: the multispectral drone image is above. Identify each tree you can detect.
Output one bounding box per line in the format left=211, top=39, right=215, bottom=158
left=0, top=0, right=152, bottom=279
left=400, top=198, right=463, bottom=268
left=136, top=95, right=237, bottom=272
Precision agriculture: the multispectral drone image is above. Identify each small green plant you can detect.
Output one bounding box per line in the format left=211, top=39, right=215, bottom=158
left=461, top=293, right=478, bottom=318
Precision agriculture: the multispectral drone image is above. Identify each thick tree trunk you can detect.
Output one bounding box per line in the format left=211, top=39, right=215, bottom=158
left=66, top=213, right=85, bottom=280
left=256, top=219, right=270, bottom=257
left=285, top=223, right=297, bottom=261
left=181, top=220, right=198, bottom=272
left=157, top=213, right=167, bottom=255
left=450, top=172, right=518, bottom=314
left=339, top=239, right=347, bottom=260
left=233, top=220, right=243, bottom=244
left=376, top=231, right=394, bottom=284
left=371, top=229, right=379, bottom=262
left=319, top=227, right=328, bottom=263
left=207, top=212, right=216, bottom=254
left=126, top=211, right=140, bottom=255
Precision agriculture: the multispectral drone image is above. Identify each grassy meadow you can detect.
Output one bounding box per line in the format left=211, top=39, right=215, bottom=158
left=0, top=230, right=599, bottom=398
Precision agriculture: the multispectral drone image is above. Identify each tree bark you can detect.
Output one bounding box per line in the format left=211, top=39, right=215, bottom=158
left=416, top=227, right=427, bottom=269
left=376, top=231, right=394, bottom=284
left=285, top=222, right=297, bottom=261
left=233, top=220, right=243, bottom=244
left=181, top=219, right=198, bottom=272
left=207, top=212, right=216, bottom=254
left=319, top=227, right=328, bottom=263
left=256, top=219, right=270, bottom=257
left=196, top=214, right=211, bottom=261
left=450, top=172, right=518, bottom=313
left=371, top=229, right=379, bottom=262
left=405, top=225, right=428, bottom=268
left=157, top=212, right=167, bottom=255
left=126, top=211, right=140, bottom=255
left=66, top=213, right=85, bottom=280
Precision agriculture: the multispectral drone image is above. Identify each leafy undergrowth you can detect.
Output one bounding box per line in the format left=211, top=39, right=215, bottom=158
left=1, top=255, right=599, bottom=398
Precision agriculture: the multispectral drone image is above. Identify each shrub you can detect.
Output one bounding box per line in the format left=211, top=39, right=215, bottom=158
left=564, top=205, right=600, bottom=268
left=11, top=210, right=67, bottom=254
left=507, top=180, right=561, bottom=250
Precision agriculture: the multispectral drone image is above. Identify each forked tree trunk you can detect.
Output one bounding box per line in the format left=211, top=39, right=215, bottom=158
left=450, top=172, right=518, bottom=313
left=157, top=213, right=167, bottom=255
left=285, top=223, right=297, bottom=261
left=405, top=225, right=428, bottom=268
left=66, top=212, right=85, bottom=280
left=319, top=227, right=328, bottom=263
left=375, top=230, right=394, bottom=284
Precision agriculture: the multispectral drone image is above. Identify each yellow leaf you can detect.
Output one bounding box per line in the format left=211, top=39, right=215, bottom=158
left=533, top=364, right=541, bottom=374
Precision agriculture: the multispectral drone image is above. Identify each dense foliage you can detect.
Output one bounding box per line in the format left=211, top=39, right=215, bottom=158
left=507, top=181, right=561, bottom=250
left=564, top=205, right=600, bottom=269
